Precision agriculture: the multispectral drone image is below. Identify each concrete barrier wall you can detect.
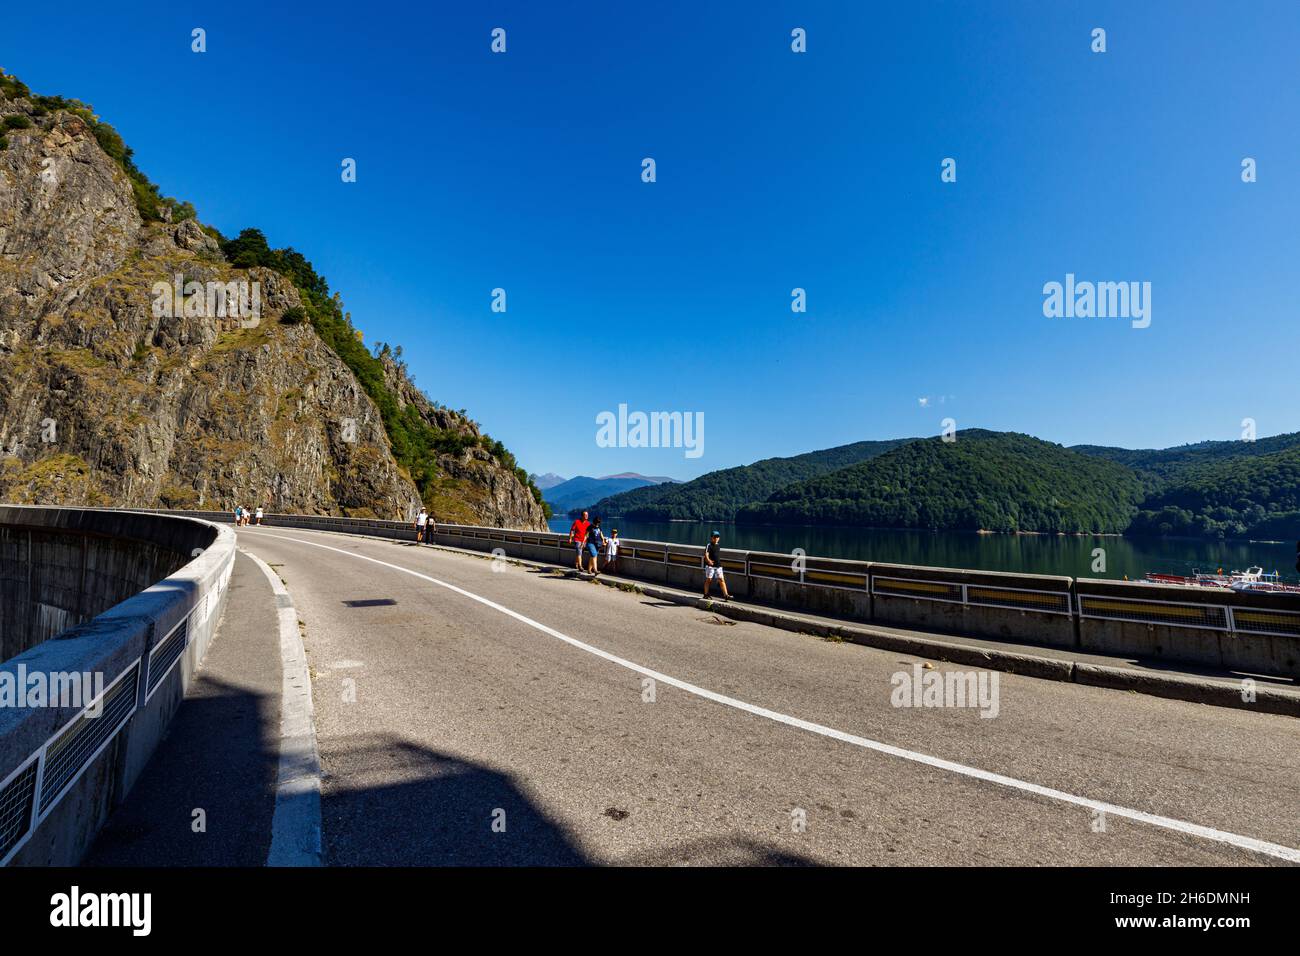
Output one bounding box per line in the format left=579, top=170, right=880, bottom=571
left=869, top=562, right=1076, bottom=649
left=151, top=511, right=1300, bottom=678
left=1074, top=577, right=1299, bottom=676
left=0, top=507, right=235, bottom=866
left=0, top=519, right=192, bottom=662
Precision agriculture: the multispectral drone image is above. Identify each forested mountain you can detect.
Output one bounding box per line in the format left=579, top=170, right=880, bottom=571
left=1069, top=433, right=1300, bottom=538
left=587, top=439, right=915, bottom=520
left=1125, top=445, right=1300, bottom=540
left=1073, top=432, right=1300, bottom=485
left=735, top=431, right=1146, bottom=532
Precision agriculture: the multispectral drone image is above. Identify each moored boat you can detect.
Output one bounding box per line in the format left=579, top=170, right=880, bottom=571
left=1140, top=566, right=1300, bottom=593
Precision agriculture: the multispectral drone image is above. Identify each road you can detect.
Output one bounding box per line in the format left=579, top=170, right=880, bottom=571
left=232, top=525, right=1299, bottom=866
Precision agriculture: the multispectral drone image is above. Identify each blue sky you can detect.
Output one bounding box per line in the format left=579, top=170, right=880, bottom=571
left=6, top=1, right=1298, bottom=480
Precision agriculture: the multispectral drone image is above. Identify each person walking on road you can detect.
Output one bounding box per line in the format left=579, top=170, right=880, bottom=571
left=254, top=505, right=264, bottom=526
left=568, top=510, right=591, bottom=571
left=703, top=530, right=731, bottom=601
left=415, top=507, right=428, bottom=543
left=587, top=518, right=607, bottom=579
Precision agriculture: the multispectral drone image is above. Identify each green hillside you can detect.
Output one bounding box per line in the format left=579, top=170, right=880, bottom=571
left=587, top=439, right=915, bottom=521
left=1126, top=445, right=1300, bottom=540
left=736, top=431, right=1146, bottom=533
left=1073, top=432, right=1300, bottom=481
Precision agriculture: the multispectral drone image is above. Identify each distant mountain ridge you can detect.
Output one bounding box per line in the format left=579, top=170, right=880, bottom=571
left=600, top=472, right=679, bottom=483
left=542, top=473, right=676, bottom=513
left=529, top=472, right=568, bottom=491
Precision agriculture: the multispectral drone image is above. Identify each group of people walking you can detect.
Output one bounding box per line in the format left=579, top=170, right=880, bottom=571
left=567, top=510, right=731, bottom=600
left=233, top=505, right=263, bottom=526
left=565, top=510, right=621, bottom=580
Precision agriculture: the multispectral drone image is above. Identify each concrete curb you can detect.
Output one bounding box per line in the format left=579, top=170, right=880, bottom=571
left=242, top=548, right=323, bottom=867
left=249, top=527, right=1300, bottom=720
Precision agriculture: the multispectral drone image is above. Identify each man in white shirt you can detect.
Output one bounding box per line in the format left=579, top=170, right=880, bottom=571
left=415, top=507, right=428, bottom=543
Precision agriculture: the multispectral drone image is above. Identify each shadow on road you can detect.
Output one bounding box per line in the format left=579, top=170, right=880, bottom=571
left=616, top=835, right=819, bottom=866
left=321, top=734, right=589, bottom=866
left=84, top=674, right=278, bottom=867
left=86, top=701, right=823, bottom=867
left=321, top=734, right=822, bottom=867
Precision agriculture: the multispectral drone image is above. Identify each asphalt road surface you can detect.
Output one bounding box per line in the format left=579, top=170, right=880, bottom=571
left=235, top=526, right=1300, bottom=866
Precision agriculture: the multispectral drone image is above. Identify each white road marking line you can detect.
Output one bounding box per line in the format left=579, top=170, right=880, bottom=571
left=241, top=546, right=323, bottom=867
left=247, top=529, right=1300, bottom=864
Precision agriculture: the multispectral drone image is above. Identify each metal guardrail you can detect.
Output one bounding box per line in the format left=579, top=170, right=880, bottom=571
left=870, top=568, right=1074, bottom=616
left=36, top=661, right=140, bottom=818
left=1077, top=594, right=1231, bottom=631
left=967, top=584, right=1073, bottom=616
left=802, top=568, right=869, bottom=590
left=0, top=510, right=235, bottom=866
left=1231, top=608, right=1300, bottom=638
left=0, top=757, right=37, bottom=864
left=748, top=559, right=803, bottom=582
left=1075, top=594, right=1300, bottom=639
left=872, top=575, right=963, bottom=604
left=149, top=511, right=1300, bottom=644
left=146, top=618, right=190, bottom=701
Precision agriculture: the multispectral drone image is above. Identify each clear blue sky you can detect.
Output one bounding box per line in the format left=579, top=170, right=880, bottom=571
left=7, top=1, right=1298, bottom=480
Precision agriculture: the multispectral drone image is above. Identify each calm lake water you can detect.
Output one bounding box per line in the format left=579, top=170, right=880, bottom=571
left=548, top=518, right=1297, bottom=582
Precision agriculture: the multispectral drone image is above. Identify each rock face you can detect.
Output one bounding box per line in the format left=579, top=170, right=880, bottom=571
left=0, top=92, right=547, bottom=529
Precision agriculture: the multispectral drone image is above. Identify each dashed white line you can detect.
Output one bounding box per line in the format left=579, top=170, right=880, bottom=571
left=245, top=529, right=1300, bottom=864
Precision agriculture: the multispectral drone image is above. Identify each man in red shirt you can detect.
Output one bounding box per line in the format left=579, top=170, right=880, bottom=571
left=568, top=510, right=592, bottom=571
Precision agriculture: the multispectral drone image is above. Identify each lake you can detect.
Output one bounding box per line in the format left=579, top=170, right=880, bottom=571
left=548, top=518, right=1297, bottom=582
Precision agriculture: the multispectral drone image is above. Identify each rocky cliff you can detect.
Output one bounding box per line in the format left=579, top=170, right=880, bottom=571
left=0, top=72, right=547, bottom=529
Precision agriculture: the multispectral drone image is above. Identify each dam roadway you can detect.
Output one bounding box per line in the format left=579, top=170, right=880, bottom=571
left=92, top=525, right=1300, bottom=867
